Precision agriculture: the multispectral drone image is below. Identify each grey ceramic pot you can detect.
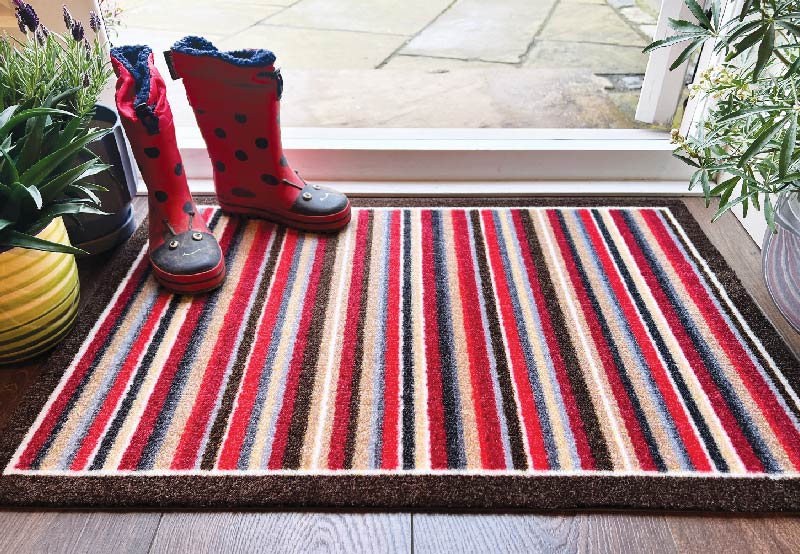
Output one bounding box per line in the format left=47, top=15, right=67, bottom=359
left=65, top=104, right=138, bottom=255
left=762, top=191, right=800, bottom=332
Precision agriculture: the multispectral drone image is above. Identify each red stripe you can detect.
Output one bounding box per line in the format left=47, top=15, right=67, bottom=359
left=169, top=222, right=276, bottom=470
left=268, top=237, right=329, bottom=469
left=641, top=210, right=800, bottom=469
left=216, top=231, right=300, bottom=469
left=482, top=210, right=549, bottom=470
left=610, top=209, right=764, bottom=472
left=380, top=210, right=402, bottom=469
left=452, top=210, right=506, bottom=469
left=510, top=210, right=596, bottom=470
left=69, top=292, right=172, bottom=470
left=15, top=252, right=151, bottom=470
left=419, top=209, right=449, bottom=469
left=327, top=211, right=372, bottom=470
left=547, top=209, right=658, bottom=471
left=117, top=218, right=240, bottom=470
left=578, top=209, right=712, bottom=471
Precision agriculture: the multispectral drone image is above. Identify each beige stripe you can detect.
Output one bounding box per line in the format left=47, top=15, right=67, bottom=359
left=152, top=220, right=261, bottom=469
left=498, top=210, right=575, bottom=470
left=532, top=209, right=634, bottom=470
left=597, top=209, right=743, bottom=471
left=411, top=210, right=431, bottom=469
left=442, top=210, right=481, bottom=469
left=37, top=277, right=162, bottom=470
left=247, top=236, right=318, bottom=468
left=300, top=216, right=358, bottom=469
left=351, top=211, right=388, bottom=469
left=631, top=210, right=793, bottom=471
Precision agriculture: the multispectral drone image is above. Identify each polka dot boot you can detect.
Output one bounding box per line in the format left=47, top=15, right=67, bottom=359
left=166, top=36, right=351, bottom=233
left=111, top=45, right=226, bottom=294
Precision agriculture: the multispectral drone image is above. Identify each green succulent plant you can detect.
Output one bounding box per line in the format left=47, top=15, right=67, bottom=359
left=0, top=2, right=113, bottom=254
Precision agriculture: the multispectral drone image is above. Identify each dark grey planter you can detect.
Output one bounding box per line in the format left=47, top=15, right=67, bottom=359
left=762, top=191, right=800, bottom=333
left=65, top=104, right=138, bottom=255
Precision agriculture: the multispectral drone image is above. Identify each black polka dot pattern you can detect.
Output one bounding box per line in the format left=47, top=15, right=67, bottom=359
left=261, top=174, right=279, bottom=185
left=144, top=147, right=160, bottom=158
left=215, top=161, right=226, bottom=172
left=196, top=108, right=206, bottom=114
left=214, top=128, right=226, bottom=138
left=280, top=155, right=289, bottom=167
left=235, top=150, right=248, bottom=161
left=174, top=163, right=183, bottom=176
left=255, top=137, right=269, bottom=149
left=234, top=113, right=247, bottom=123
left=232, top=187, right=256, bottom=198
left=154, top=191, right=168, bottom=202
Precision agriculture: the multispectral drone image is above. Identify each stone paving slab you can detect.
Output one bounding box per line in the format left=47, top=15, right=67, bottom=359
left=120, top=0, right=283, bottom=35
left=525, top=40, right=647, bottom=74
left=265, top=0, right=453, bottom=35
left=218, top=24, right=405, bottom=69
left=539, top=2, right=646, bottom=46
left=276, top=68, right=642, bottom=128
left=401, top=0, right=556, bottom=64
left=383, top=55, right=510, bottom=71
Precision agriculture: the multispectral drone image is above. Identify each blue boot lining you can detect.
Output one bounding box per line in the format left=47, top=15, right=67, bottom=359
left=171, top=36, right=276, bottom=67
left=110, top=45, right=154, bottom=107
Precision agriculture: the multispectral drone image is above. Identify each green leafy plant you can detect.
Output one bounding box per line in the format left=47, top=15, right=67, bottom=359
left=0, top=2, right=113, bottom=254
left=645, top=0, right=800, bottom=230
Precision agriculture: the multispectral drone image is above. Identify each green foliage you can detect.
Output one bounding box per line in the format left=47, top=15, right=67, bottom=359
left=645, top=0, right=800, bottom=231
left=0, top=3, right=112, bottom=254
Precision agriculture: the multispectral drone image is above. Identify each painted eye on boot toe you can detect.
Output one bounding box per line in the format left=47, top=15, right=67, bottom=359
left=151, top=231, right=223, bottom=275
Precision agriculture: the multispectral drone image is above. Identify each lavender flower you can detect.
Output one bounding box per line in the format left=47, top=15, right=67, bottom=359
left=84, top=38, right=91, bottom=59
left=15, top=9, right=25, bottom=33
left=11, top=0, right=23, bottom=7
left=63, top=5, right=73, bottom=30
left=16, top=2, right=39, bottom=32
left=35, top=26, right=46, bottom=46
left=89, top=10, right=102, bottom=33
left=83, top=73, right=90, bottom=88
left=71, top=20, right=84, bottom=42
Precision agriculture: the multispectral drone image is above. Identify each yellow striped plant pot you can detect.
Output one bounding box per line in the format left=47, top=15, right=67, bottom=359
left=0, top=217, right=80, bottom=365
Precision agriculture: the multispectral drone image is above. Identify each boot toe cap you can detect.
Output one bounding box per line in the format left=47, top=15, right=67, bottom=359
left=150, top=231, right=224, bottom=276
left=290, top=185, right=350, bottom=217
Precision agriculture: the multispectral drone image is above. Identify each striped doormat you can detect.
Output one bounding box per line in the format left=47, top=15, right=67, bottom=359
left=1, top=199, right=799, bottom=511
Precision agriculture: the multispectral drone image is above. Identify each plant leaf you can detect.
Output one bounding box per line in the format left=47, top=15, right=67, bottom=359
left=0, top=229, right=86, bottom=255
left=779, top=113, right=797, bottom=176
left=739, top=116, right=787, bottom=166
left=685, top=0, right=713, bottom=29
left=643, top=32, right=708, bottom=53
left=670, top=37, right=707, bottom=70
left=753, top=23, right=775, bottom=81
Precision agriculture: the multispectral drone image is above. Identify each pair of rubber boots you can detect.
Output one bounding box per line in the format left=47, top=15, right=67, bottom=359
left=110, top=36, right=351, bottom=294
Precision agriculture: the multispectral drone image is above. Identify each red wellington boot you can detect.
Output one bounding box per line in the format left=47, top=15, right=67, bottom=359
left=165, top=36, right=351, bottom=232
left=111, top=45, right=226, bottom=294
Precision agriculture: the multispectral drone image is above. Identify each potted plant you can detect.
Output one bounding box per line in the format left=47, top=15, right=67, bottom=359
left=645, top=0, right=800, bottom=331
left=2, top=3, right=137, bottom=255
left=0, top=2, right=110, bottom=364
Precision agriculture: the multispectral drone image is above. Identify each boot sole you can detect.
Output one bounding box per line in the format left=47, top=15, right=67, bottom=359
left=151, top=257, right=227, bottom=295
left=218, top=201, right=352, bottom=233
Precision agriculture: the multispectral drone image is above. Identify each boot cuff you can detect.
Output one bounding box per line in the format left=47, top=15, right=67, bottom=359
left=110, top=45, right=153, bottom=106
left=171, top=36, right=276, bottom=67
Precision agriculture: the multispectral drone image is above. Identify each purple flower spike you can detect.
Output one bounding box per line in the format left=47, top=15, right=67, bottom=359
left=15, top=9, right=26, bottom=33
left=89, top=10, right=102, bottom=33
left=71, top=20, right=84, bottom=42
left=35, top=26, right=46, bottom=45
left=84, top=37, right=91, bottom=58
left=83, top=73, right=90, bottom=88
left=17, top=3, right=39, bottom=32
left=63, top=5, right=73, bottom=30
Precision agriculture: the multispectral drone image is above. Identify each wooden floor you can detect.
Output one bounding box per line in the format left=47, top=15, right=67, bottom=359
left=1, top=197, right=798, bottom=554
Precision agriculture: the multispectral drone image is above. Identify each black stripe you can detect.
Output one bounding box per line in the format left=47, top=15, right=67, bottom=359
left=430, top=211, right=466, bottom=468
left=136, top=218, right=244, bottom=469
left=469, top=210, right=528, bottom=470
left=619, top=210, right=780, bottom=472
left=518, top=210, right=613, bottom=470
left=401, top=210, right=415, bottom=469
left=555, top=211, right=668, bottom=472
left=591, top=210, right=727, bottom=471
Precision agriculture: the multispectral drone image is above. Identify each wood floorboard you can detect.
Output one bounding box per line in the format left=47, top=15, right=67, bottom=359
left=0, top=197, right=796, bottom=553
left=148, top=513, right=411, bottom=554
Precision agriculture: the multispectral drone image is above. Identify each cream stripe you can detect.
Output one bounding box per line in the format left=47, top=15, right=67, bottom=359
left=411, top=210, right=431, bottom=469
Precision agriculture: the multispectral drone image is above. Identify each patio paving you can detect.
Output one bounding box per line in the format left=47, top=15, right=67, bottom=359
left=114, top=0, right=662, bottom=128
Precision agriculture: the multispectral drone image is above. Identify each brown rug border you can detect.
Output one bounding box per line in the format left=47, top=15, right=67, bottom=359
left=1, top=197, right=798, bottom=512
